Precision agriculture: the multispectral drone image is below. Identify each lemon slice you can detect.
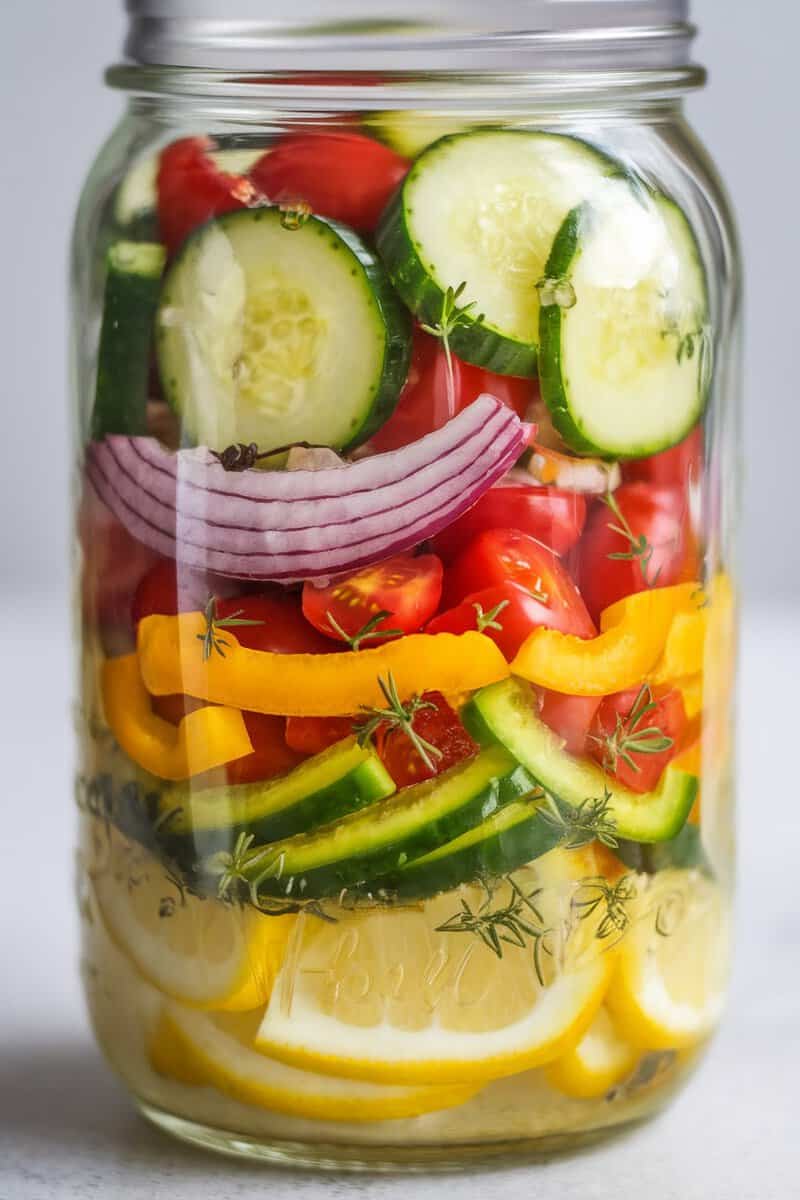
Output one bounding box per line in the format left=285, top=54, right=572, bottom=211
left=89, top=824, right=294, bottom=1011
left=254, top=847, right=615, bottom=1085
left=545, top=1006, right=640, bottom=1099
left=149, top=1005, right=479, bottom=1122
left=606, top=868, right=729, bottom=1050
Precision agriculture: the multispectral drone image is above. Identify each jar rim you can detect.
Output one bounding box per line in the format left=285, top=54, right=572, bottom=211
left=121, top=1, right=699, bottom=75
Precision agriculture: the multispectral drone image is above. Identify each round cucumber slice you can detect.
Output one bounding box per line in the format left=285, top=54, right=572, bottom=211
left=539, top=184, right=711, bottom=458
left=376, top=130, right=620, bottom=377
left=157, top=206, right=411, bottom=453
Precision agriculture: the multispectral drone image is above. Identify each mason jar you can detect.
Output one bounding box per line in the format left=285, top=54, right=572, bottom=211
left=72, top=0, right=741, bottom=1169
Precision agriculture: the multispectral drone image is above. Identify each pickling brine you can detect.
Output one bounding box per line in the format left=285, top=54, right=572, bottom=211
left=72, top=0, right=740, bottom=1169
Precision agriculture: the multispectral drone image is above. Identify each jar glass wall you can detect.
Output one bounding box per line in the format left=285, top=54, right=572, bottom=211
left=71, top=60, right=740, bottom=1168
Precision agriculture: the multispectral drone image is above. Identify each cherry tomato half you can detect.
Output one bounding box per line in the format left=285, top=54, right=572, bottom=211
left=213, top=594, right=333, bottom=655
left=302, top=554, right=443, bottom=645
left=367, top=329, right=532, bottom=453
left=575, top=484, right=693, bottom=623
left=589, top=687, right=688, bottom=794
left=622, top=427, right=704, bottom=487
left=538, top=691, right=602, bottom=757
left=249, top=132, right=409, bottom=233
left=156, top=137, right=258, bottom=254
left=440, top=530, right=595, bottom=637
left=227, top=713, right=305, bottom=787
left=374, top=692, right=478, bottom=789
left=427, top=580, right=582, bottom=660
left=285, top=716, right=356, bottom=757
left=431, top=481, right=586, bottom=561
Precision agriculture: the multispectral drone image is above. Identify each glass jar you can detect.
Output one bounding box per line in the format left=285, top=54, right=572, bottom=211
left=72, top=0, right=741, bottom=1170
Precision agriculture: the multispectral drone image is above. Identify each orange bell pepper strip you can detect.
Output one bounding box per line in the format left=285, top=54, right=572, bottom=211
left=511, top=582, right=700, bottom=697
left=137, top=613, right=510, bottom=717
left=102, top=653, right=252, bottom=781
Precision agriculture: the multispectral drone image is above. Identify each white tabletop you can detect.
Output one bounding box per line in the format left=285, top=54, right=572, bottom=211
left=1, top=600, right=797, bottom=1199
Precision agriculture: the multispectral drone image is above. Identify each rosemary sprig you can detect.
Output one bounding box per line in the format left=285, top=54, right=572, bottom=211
left=602, top=492, right=662, bottom=587
left=540, top=790, right=619, bottom=850
left=205, top=831, right=257, bottom=901
left=572, top=874, right=637, bottom=941
left=472, top=599, right=509, bottom=634
left=589, top=684, right=674, bottom=775
left=420, top=281, right=484, bottom=415
left=354, top=673, right=443, bottom=772
left=325, top=609, right=404, bottom=652
left=196, top=595, right=264, bottom=661
left=436, top=877, right=554, bottom=986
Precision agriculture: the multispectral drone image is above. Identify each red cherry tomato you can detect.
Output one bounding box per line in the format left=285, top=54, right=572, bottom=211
left=440, top=530, right=595, bottom=637
left=431, top=481, right=586, bottom=561
left=213, top=594, right=333, bottom=655
left=538, top=691, right=602, bottom=757
left=622, top=427, right=704, bottom=487
left=427, top=581, right=582, bottom=660
left=302, top=554, right=443, bottom=644
left=373, top=692, right=478, bottom=789
left=368, top=329, right=532, bottom=453
left=80, top=489, right=161, bottom=629
left=285, top=716, right=356, bottom=757
left=156, top=137, right=259, bottom=254
left=589, top=687, right=688, bottom=794
left=575, top=484, right=692, bottom=623
left=227, top=713, right=305, bottom=786
left=249, top=132, right=409, bottom=233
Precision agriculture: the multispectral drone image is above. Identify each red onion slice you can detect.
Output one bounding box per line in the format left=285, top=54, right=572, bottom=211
left=85, top=395, right=529, bottom=582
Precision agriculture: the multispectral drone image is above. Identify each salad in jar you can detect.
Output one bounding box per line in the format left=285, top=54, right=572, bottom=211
left=76, top=116, right=734, bottom=1159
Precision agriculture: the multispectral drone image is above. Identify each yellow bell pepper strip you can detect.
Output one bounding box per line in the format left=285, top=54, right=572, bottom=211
left=102, top=653, right=252, bottom=781
left=511, top=582, right=700, bottom=697
left=674, top=674, right=704, bottom=722
left=650, top=573, right=735, bottom=687
left=137, top=613, right=510, bottom=717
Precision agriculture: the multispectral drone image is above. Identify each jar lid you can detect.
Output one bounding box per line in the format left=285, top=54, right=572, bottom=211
left=123, top=1, right=695, bottom=72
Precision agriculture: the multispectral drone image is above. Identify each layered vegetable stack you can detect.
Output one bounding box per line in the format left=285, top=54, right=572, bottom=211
left=78, top=120, right=733, bottom=1128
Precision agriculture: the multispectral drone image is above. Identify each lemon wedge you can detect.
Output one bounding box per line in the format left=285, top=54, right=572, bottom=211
left=148, top=1005, right=479, bottom=1122
left=89, top=824, right=294, bottom=1011
left=545, top=1006, right=640, bottom=1099
left=254, top=847, right=616, bottom=1085
left=606, top=868, right=729, bottom=1050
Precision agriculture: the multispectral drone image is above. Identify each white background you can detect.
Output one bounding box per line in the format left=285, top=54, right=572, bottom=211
left=0, top=0, right=799, bottom=607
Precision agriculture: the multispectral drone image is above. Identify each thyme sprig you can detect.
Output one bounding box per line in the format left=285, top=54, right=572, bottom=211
left=211, top=439, right=330, bottom=472
left=420, top=281, right=484, bottom=414
left=540, top=790, right=620, bottom=850
left=472, top=599, right=509, bottom=634
left=571, top=874, right=637, bottom=941
left=589, top=684, right=674, bottom=776
left=325, top=609, right=404, bottom=652
left=197, top=595, right=264, bottom=662
left=436, top=877, right=555, bottom=986
left=602, top=492, right=662, bottom=587
left=354, top=672, right=443, bottom=772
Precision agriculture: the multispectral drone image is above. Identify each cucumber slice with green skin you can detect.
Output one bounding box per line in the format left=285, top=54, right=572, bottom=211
left=377, top=797, right=565, bottom=900
left=376, top=130, right=620, bottom=377
left=236, top=745, right=537, bottom=901
left=614, top=823, right=712, bottom=876
left=157, top=206, right=411, bottom=453
left=159, top=738, right=395, bottom=856
left=539, top=186, right=711, bottom=458
left=91, top=241, right=166, bottom=439
left=465, top=679, right=697, bottom=844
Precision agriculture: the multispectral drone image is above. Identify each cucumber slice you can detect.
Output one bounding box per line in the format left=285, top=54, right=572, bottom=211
left=381, top=797, right=565, bottom=900
left=539, top=186, right=711, bottom=458
left=159, top=737, right=395, bottom=856
left=466, top=679, right=697, bottom=844
left=237, top=745, right=537, bottom=900
left=376, top=130, right=619, bottom=377
left=362, top=112, right=469, bottom=158
left=615, top=823, right=712, bottom=876
left=157, top=207, right=411, bottom=452
left=91, top=241, right=166, bottom=439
